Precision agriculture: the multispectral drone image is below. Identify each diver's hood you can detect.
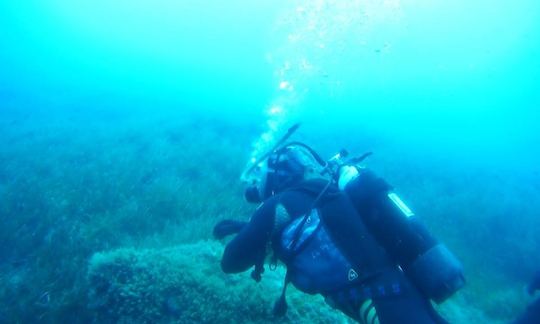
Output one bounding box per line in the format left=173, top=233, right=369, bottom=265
left=241, top=123, right=372, bottom=203
left=243, top=146, right=310, bottom=203
left=241, top=124, right=328, bottom=203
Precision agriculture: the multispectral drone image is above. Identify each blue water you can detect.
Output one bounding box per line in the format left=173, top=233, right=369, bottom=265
left=1, top=1, right=539, bottom=322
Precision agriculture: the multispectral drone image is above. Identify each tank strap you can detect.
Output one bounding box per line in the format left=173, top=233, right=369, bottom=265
left=326, top=281, right=405, bottom=308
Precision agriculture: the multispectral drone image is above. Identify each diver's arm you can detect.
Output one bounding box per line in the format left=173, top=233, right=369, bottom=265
left=213, top=219, right=248, bottom=239
left=220, top=197, right=277, bottom=273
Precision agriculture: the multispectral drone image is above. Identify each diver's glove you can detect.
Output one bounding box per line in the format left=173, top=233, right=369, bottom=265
left=527, top=271, right=540, bottom=295
left=213, top=219, right=248, bottom=239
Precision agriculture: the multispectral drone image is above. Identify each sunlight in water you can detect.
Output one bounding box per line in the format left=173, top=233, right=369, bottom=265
left=247, top=0, right=402, bottom=168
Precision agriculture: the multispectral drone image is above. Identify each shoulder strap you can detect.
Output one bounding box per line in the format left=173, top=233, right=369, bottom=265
left=288, top=179, right=333, bottom=252
left=272, top=180, right=333, bottom=316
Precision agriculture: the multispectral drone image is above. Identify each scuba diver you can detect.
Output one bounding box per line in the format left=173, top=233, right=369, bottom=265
left=214, top=124, right=465, bottom=324
left=514, top=271, right=540, bottom=323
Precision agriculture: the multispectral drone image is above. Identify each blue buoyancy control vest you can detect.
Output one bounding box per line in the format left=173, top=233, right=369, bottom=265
left=279, top=208, right=361, bottom=294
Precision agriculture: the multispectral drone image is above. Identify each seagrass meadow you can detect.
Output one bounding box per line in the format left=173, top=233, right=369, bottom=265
left=1, top=107, right=539, bottom=323
left=1, top=0, right=539, bottom=323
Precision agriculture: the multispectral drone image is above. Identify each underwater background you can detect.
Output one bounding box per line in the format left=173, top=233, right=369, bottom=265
left=1, top=0, right=539, bottom=323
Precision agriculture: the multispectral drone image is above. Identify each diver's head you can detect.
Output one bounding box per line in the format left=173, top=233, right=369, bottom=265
left=243, top=144, right=326, bottom=203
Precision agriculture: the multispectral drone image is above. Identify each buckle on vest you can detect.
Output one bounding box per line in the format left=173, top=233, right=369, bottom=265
left=348, top=268, right=359, bottom=281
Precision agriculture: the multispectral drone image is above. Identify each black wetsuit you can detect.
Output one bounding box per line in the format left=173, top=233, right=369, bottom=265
left=221, top=179, right=446, bottom=324
left=514, top=271, right=540, bottom=324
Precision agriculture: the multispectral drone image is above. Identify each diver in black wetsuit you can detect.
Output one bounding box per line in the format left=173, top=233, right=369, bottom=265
left=214, top=126, right=464, bottom=324
left=514, top=271, right=540, bottom=324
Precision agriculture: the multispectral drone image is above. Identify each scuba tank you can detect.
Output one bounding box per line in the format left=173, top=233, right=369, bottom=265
left=337, top=163, right=465, bottom=303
